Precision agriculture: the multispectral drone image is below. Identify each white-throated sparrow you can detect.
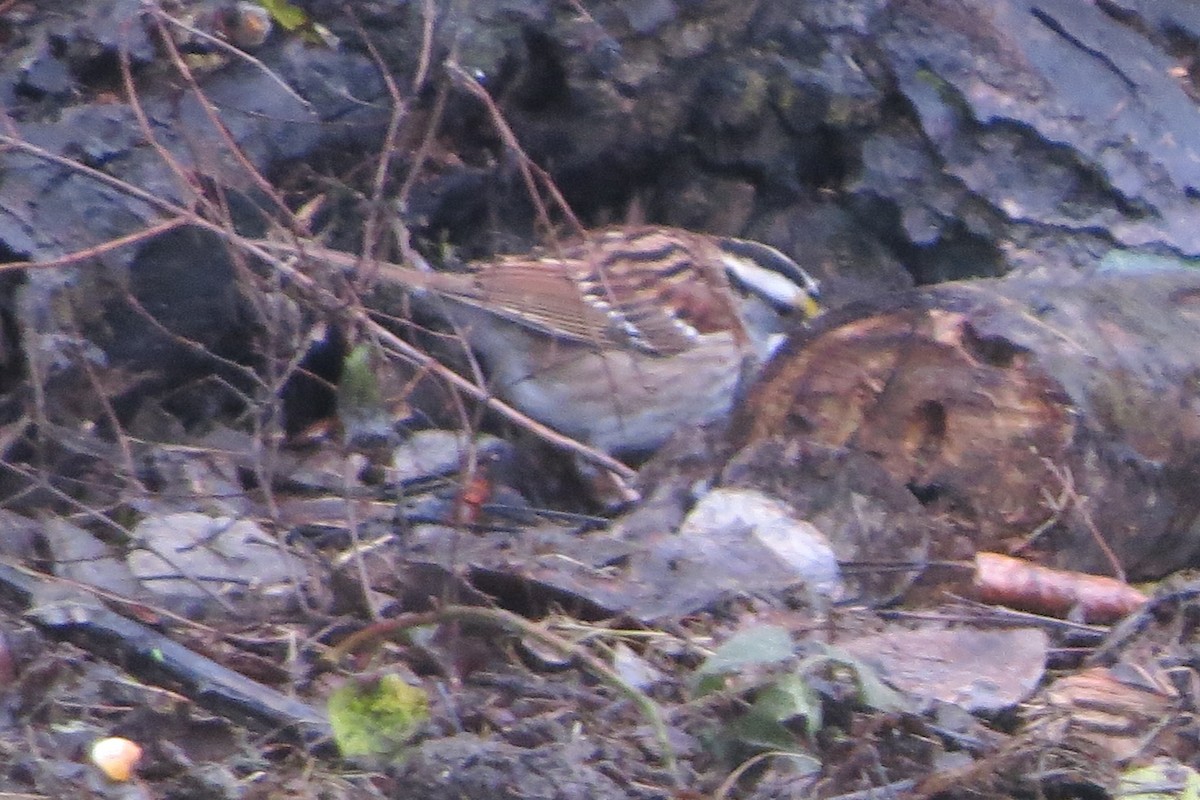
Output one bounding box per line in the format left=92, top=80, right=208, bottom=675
left=286, top=226, right=821, bottom=456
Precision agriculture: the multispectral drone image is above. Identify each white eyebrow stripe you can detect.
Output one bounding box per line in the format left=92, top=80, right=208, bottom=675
left=719, top=253, right=808, bottom=307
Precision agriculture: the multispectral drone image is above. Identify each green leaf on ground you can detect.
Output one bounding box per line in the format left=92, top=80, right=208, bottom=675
left=694, top=625, right=794, bottom=695
left=328, top=673, right=430, bottom=759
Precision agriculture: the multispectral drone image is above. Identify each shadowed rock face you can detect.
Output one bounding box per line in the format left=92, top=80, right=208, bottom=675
left=7, top=2, right=1200, bottom=288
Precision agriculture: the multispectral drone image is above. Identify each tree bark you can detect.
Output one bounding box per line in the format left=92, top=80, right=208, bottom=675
left=732, top=267, right=1200, bottom=578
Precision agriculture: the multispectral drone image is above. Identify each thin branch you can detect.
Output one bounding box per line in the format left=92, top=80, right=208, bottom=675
left=444, top=62, right=585, bottom=238
left=264, top=240, right=637, bottom=479
left=0, top=133, right=318, bottom=290
left=367, top=317, right=635, bottom=479
left=413, top=0, right=438, bottom=91
left=343, top=5, right=411, bottom=272
left=395, top=80, right=449, bottom=210
left=118, top=25, right=211, bottom=220
left=0, top=216, right=188, bottom=272
left=145, top=6, right=312, bottom=112
left=1039, top=457, right=1125, bottom=582
left=141, top=10, right=302, bottom=230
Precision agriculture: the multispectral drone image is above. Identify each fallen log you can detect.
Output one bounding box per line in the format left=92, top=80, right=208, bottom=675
left=730, top=267, right=1200, bottom=579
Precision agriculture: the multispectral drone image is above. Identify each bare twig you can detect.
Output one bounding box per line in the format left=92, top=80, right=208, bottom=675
left=444, top=62, right=585, bottom=238
left=74, top=346, right=144, bottom=493
left=343, top=6, right=410, bottom=274
left=266, top=241, right=637, bottom=479
left=396, top=80, right=450, bottom=211
left=413, top=0, right=438, bottom=91
left=0, top=132, right=319, bottom=290
left=714, top=751, right=820, bottom=800
left=144, top=6, right=312, bottom=112
left=1037, top=457, right=1124, bottom=582
left=139, top=7, right=307, bottom=227
left=1, top=13, right=639, bottom=486
left=0, top=217, right=188, bottom=272
left=368, top=317, right=634, bottom=479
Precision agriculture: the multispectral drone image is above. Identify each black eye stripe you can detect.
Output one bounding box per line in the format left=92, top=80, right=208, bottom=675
left=717, top=237, right=816, bottom=290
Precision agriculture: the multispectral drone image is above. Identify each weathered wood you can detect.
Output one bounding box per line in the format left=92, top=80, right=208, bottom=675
left=731, top=268, right=1200, bottom=578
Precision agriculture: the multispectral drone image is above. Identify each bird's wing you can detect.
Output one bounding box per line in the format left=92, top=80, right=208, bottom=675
left=374, top=227, right=744, bottom=356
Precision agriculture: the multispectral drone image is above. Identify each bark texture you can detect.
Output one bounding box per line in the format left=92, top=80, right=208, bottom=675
left=732, top=268, right=1200, bottom=577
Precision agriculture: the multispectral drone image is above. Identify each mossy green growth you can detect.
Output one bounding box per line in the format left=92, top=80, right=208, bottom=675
left=337, top=344, right=383, bottom=418
left=327, top=673, right=430, bottom=759
left=337, top=343, right=395, bottom=450
left=256, top=0, right=309, bottom=31
left=1119, top=762, right=1200, bottom=800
